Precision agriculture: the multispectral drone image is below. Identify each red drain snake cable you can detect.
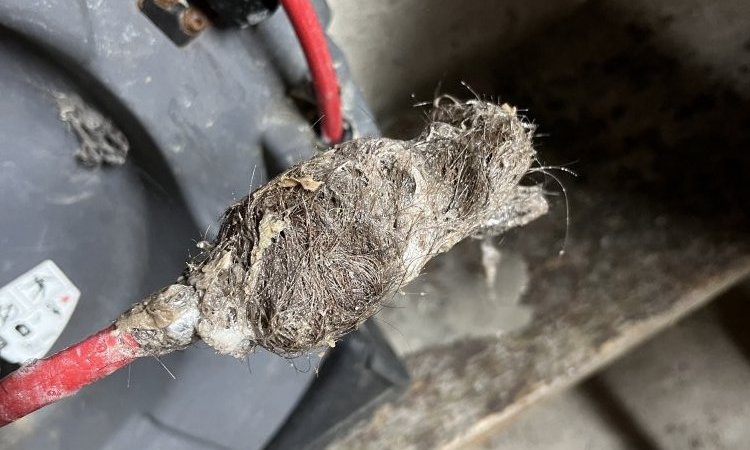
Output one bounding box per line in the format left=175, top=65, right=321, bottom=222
left=281, top=0, right=344, bottom=144
left=0, top=327, right=141, bottom=426
left=0, top=0, right=343, bottom=428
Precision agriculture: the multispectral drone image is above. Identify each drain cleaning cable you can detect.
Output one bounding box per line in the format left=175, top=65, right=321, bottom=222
left=281, top=0, right=344, bottom=144
left=0, top=327, right=141, bottom=426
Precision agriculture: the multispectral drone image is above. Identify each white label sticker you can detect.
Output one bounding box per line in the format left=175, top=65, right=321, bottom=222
left=0, top=260, right=80, bottom=363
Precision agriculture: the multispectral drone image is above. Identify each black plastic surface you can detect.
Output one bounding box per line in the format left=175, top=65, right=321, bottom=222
left=196, top=0, right=279, bottom=27
left=265, top=321, right=410, bottom=450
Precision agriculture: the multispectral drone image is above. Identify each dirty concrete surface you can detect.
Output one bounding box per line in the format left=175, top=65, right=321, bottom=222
left=479, top=283, right=750, bottom=450
left=328, top=0, right=750, bottom=448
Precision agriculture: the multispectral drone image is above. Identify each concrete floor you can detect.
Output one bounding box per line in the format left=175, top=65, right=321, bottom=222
left=473, top=281, right=750, bottom=449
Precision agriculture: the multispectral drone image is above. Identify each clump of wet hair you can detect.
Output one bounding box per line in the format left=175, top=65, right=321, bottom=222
left=116, top=99, right=548, bottom=358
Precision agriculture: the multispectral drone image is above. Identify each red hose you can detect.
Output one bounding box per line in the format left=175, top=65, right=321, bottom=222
left=281, top=0, right=344, bottom=144
left=0, top=326, right=140, bottom=426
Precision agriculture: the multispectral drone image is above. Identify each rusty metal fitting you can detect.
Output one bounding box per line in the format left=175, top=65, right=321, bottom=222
left=180, top=7, right=209, bottom=36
